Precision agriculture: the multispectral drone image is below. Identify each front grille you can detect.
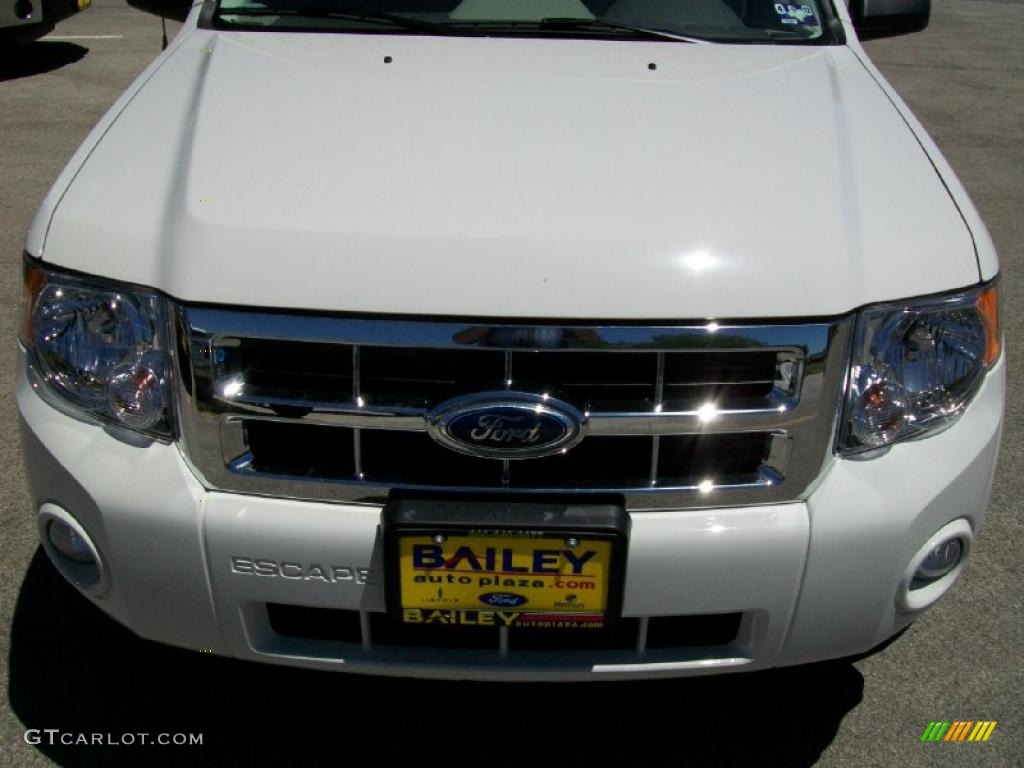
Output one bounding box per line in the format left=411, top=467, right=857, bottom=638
left=265, top=603, right=743, bottom=651
left=244, top=422, right=771, bottom=490
left=177, top=309, right=850, bottom=509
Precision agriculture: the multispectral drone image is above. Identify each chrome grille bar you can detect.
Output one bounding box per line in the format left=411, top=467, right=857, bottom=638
left=210, top=405, right=811, bottom=436
left=352, top=345, right=363, bottom=480
left=649, top=352, right=665, bottom=486
left=505, top=350, right=512, bottom=487
left=185, top=309, right=837, bottom=351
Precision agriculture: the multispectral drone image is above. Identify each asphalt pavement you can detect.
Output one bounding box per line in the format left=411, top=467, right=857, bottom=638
left=0, top=1, right=1021, bottom=765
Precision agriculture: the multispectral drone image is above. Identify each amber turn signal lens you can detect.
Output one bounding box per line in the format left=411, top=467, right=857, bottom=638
left=21, top=262, right=45, bottom=348
left=976, top=284, right=1000, bottom=367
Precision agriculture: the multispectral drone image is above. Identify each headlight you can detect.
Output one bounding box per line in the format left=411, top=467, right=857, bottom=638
left=20, top=260, right=174, bottom=438
left=838, top=281, right=1000, bottom=455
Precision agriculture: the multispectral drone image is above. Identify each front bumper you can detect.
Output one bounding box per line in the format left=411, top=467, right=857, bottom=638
left=17, top=348, right=1005, bottom=681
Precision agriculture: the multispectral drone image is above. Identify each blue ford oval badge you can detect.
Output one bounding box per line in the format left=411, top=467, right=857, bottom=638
left=479, top=592, right=529, bottom=607
left=427, top=392, right=587, bottom=459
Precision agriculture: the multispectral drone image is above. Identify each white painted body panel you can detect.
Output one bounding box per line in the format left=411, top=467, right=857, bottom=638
left=27, top=16, right=986, bottom=319
left=832, top=0, right=999, bottom=282
left=17, top=349, right=1005, bottom=680
left=17, top=8, right=1005, bottom=680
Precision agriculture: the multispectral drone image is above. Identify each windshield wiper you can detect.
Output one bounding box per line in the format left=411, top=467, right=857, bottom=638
left=440, top=17, right=707, bottom=42
left=214, top=7, right=747, bottom=43
left=215, top=5, right=441, bottom=33
left=536, top=17, right=710, bottom=43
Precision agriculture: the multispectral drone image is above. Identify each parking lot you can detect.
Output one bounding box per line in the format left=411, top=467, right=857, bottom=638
left=1, top=0, right=1021, bottom=765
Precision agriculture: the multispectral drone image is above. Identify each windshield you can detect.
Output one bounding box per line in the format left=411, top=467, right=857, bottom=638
left=212, top=0, right=834, bottom=44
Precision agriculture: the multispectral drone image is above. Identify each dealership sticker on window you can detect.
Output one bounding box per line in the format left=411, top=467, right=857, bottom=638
left=774, top=3, right=818, bottom=26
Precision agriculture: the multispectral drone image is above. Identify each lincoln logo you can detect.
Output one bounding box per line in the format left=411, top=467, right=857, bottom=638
left=427, top=392, right=587, bottom=459
left=470, top=414, right=542, bottom=444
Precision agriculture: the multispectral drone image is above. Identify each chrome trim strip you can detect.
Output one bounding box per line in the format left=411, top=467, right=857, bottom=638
left=186, top=307, right=833, bottom=353
left=212, top=406, right=806, bottom=436
left=219, top=457, right=783, bottom=510
left=227, top=411, right=427, bottom=431
left=587, top=408, right=804, bottom=435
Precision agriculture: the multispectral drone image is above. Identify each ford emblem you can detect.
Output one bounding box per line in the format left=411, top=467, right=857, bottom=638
left=426, top=392, right=587, bottom=459
left=479, top=592, right=529, bottom=607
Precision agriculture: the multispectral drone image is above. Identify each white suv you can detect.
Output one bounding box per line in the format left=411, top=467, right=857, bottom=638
left=18, top=0, right=1003, bottom=680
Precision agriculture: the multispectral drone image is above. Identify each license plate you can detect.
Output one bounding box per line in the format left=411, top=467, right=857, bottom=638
left=384, top=498, right=628, bottom=629
left=396, top=533, right=613, bottom=628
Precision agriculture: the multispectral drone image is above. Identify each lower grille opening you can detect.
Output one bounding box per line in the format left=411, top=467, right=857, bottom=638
left=243, top=421, right=772, bottom=490
left=265, top=604, right=742, bottom=651
left=645, top=613, right=744, bottom=649
left=267, top=602, right=364, bottom=643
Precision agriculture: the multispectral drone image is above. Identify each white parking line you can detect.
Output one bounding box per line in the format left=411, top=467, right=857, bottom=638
left=43, top=34, right=125, bottom=40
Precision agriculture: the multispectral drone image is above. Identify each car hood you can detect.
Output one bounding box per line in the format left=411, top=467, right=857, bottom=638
left=33, top=30, right=979, bottom=319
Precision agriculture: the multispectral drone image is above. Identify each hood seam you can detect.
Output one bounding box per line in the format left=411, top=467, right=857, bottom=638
left=845, top=44, right=982, bottom=284
left=40, top=29, right=197, bottom=259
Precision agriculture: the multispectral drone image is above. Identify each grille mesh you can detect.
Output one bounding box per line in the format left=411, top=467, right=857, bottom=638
left=236, top=339, right=778, bottom=412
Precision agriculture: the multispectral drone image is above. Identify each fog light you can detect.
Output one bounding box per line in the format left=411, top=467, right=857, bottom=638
left=898, top=519, right=972, bottom=613
left=48, top=519, right=95, bottom=564
left=37, top=504, right=108, bottom=595
left=915, top=538, right=963, bottom=582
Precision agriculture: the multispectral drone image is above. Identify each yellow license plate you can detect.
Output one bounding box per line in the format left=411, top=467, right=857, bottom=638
left=396, top=534, right=613, bottom=629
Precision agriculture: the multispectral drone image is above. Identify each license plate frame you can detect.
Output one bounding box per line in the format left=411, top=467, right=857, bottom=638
left=383, top=497, right=629, bottom=630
